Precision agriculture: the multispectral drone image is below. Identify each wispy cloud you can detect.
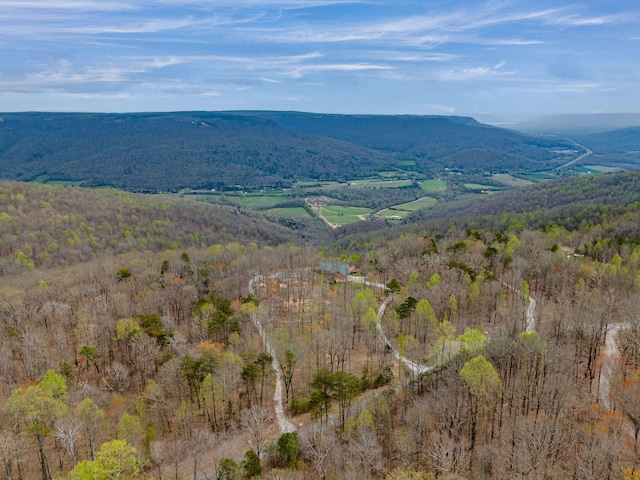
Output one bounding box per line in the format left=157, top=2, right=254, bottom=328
left=0, top=1, right=135, bottom=11
left=288, top=63, right=392, bottom=78
left=25, top=57, right=188, bottom=87
left=547, top=13, right=630, bottom=27
left=436, top=60, right=513, bottom=81
left=1, top=0, right=637, bottom=114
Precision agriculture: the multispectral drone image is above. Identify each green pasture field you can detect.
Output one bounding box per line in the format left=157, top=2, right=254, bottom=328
left=516, top=172, right=556, bottom=181
left=195, top=192, right=292, bottom=208
left=579, top=165, right=624, bottom=173
left=320, top=205, right=373, bottom=226
left=420, top=179, right=447, bottom=192
left=464, top=183, right=502, bottom=191
left=27, top=175, right=85, bottom=187
left=236, top=193, right=292, bottom=208
left=377, top=196, right=438, bottom=219
left=296, top=181, right=342, bottom=188
left=347, top=179, right=414, bottom=189
left=268, top=207, right=312, bottom=218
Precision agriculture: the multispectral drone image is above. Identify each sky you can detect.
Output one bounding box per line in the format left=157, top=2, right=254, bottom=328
left=1, top=0, right=639, bottom=117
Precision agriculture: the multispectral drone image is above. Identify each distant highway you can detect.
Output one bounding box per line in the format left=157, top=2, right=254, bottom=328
left=553, top=138, right=592, bottom=170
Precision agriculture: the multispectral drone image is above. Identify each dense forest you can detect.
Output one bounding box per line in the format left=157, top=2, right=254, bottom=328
left=0, top=112, right=577, bottom=192
left=2, top=170, right=640, bottom=479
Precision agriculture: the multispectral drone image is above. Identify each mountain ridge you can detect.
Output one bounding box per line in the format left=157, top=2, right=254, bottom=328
left=0, top=111, right=574, bottom=192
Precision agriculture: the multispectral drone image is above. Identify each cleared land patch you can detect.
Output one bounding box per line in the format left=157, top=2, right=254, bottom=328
left=420, top=179, right=447, bottom=192
left=320, top=205, right=374, bottom=226
left=579, top=165, right=624, bottom=173
left=463, top=183, right=502, bottom=192
left=377, top=195, right=438, bottom=219
left=268, top=207, right=312, bottom=218
left=492, top=174, right=534, bottom=187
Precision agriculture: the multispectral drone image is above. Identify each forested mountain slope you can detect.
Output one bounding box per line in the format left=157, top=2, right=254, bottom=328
left=0, top=181, right=320, bottom=274
left=255, top=111, right=575, bottom=174
left=3, top=175, right=640, bottom=479
left=0, top=111, right=574, bottom=192
left=575, top=126, right=640, bottom=168
left=0, top=112, right=396, bottom=191
left=406, top=170, right=640, bottom=234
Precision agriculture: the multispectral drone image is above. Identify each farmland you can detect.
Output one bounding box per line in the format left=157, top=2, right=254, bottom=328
left=377, top=196, right=439, bottom=219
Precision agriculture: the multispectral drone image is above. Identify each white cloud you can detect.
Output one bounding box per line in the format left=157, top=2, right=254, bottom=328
left=547, top=13, right=629, bottom=27
left=288, top=63, right=392, bottom=78
left=436, top=60, right=513, bottom=81
left=0, top=1, right=134, bottom=11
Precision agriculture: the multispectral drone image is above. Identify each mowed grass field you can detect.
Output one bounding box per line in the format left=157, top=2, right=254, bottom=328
left=377, top=196, right=438, bottom=219
left=463, top=183, right=502, bottom=191
left=268, top=207, right=312, bottom=217
left=420, top=179, right=447, bottom=192
left=319, top=205, right=373, bottom=226
left=579, top=165, right=624, bottom=173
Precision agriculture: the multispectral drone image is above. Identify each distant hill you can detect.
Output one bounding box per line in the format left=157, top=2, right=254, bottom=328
left=254, top=111, right=573, bottom=174
left=405, top=170, right=640, bottom=234
left=0, top=111, right=574, bottom=192
left=574, top=126, right=640, bottom=169
left=0, top=112, right=398, bottom=192
left=508, top=113, right=640, bottom=135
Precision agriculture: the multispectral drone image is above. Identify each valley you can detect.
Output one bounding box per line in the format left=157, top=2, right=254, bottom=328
left=1, top=112, right=640, bottom=479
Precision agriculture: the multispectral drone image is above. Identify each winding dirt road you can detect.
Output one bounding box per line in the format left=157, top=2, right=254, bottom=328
left=250, top=273, right=539, bottom=432
left=248, top=275, right=297, bottom=434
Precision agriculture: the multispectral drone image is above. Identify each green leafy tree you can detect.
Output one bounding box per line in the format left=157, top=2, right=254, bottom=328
left=331, top=371, right=360, bottom=427
left=276, top=432, right=299, bottom=469
left=387, top=278, right=401, bottom=294
left=75, top=397, right=106, bottom=460
left=522, top=280, right=530, bottom=306
left=218, top=458, right=239, bottom=480
left=415, top=299, right=437, bottom=343
left=426, top=273, right=441, bottom=288
left=69, top=439, right=139, bottom=479
left=242, top=449, right=262, bottom=478
left=116, top=412, right=143, bottom=451
left=459, top=355, right=502, bottom=453
left=254, top=353, right=273, bottom=406
left=4, top=370, right=68, bottom=480
left=456, top=328, right=488, bottom=358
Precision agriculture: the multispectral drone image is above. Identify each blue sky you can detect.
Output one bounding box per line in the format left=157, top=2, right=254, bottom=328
left=1, top=0, right=638, bottom=117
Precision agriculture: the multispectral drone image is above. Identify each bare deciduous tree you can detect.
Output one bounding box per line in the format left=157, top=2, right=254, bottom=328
left=240, top=406, right=273, bottom=457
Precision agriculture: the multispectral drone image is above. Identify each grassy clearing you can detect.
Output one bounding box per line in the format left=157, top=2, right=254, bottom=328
left=196, top=192, right=292, bottom=208
left=27, top=175, right=86, bottom=186
left=377, top=196, right=438, bottom=219
left=268, top=207, right=312, bottom=218
left=319, top=205, right=373, bottom=226
left=45, top=180, right=86, bottom=186
left=579, top=165, right=624, bottom=173
left=347, top=180, right=414, bottom=189
left=296, top=181, right=342, bottom=188
left=517, top=172, right=557, bottom=181
left=398, top=160, right=416, bottom=167
left=420, top=179, right=447, bottom=192
left=464, top=183, right=502, bottom=191
left=236, top=193, right=291, bottom=208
